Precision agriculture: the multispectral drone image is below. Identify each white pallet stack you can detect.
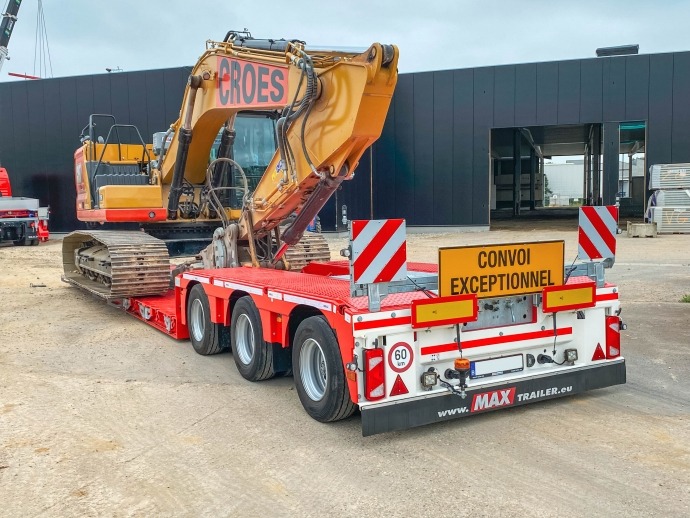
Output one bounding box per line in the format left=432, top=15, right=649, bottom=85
left=647, top=163, right=690, bottom=234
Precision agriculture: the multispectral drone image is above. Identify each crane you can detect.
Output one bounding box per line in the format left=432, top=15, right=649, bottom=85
left=0, top=0, right=22, bottom=75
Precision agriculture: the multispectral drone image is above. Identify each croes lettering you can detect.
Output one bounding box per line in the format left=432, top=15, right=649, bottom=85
left=217, top=57, right=287, bottom=107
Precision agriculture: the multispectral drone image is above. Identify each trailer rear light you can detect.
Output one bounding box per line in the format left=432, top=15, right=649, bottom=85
left=605, top=316, right=621, bottom=359
left=363, top=348, right=385, bottom=401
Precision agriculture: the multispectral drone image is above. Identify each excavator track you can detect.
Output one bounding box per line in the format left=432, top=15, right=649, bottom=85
left=283, top=231, right=332, bottom=271
left=62, top=230, right=170, bottom=300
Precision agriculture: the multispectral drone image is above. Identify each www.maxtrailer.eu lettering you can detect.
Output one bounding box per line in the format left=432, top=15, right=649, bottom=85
left=517, top=386, right=572, bottom=402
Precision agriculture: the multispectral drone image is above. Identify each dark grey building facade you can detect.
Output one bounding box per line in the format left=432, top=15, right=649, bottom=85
left=0, top=67, right=191, bottom=231
left=1, top=51, right=689, bottom=232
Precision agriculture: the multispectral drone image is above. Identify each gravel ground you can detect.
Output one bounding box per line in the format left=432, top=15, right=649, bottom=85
left=0, top=222, right=688, bottom=517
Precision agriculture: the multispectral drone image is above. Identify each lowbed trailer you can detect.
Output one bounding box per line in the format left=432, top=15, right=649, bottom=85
left=62, top=217, right=626, bottom=436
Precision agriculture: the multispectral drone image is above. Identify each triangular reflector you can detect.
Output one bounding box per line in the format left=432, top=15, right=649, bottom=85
left=592, top=343, right=606, bottom=361
left=390, top=374, right=409, bottom=396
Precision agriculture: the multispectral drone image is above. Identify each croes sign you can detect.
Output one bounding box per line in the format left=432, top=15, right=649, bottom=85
left=216, top=56, right=288, bottom=108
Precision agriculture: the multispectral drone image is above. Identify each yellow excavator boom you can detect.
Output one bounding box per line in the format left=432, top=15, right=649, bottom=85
left=159, top=33, right=398, bottom=245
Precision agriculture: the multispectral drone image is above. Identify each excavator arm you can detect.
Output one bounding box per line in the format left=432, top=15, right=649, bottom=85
left=158, top=32, right=398, bottom=251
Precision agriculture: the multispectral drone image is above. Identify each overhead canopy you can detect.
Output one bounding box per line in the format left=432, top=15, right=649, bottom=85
left=492, top=123, right=645, bottom=159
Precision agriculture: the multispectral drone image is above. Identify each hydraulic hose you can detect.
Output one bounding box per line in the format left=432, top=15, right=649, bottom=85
left=167, top=74, right=205, bottom=219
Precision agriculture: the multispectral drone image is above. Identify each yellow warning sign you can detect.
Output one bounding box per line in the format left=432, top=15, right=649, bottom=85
left=438, top=241, right=564, bottom=298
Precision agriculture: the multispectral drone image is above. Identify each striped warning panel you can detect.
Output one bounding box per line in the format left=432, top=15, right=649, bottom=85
left=578, top=206, right=618, bottom=260
left=351, top=219, right=407, bottom=284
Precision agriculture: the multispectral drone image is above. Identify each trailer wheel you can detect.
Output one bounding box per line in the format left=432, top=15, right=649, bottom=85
left=293, top=316, right=356, bottom=422
left=231, top=297, right=274, bottom=381
left=187, top=284, right=223, bottom=356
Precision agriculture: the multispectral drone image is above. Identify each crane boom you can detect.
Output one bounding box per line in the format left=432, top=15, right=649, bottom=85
left=0, top=0, right=22, bottom=74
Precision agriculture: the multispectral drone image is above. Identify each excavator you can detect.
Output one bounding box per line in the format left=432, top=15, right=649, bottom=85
left=62, top=31, right=399, bottom=298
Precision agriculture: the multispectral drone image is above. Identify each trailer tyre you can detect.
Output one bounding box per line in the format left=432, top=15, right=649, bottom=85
left=187, top=284, right=224, bottom=356
left=231, top=297, right=274, bottom=381
left=293, top=316, right=356, bottom=423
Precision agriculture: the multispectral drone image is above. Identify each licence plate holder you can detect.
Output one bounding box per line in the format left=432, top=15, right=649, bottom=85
left=470, top=354, right=524, bottom=379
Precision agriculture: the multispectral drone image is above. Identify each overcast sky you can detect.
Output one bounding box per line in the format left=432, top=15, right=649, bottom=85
left=2, top=0, right=690, bottom=81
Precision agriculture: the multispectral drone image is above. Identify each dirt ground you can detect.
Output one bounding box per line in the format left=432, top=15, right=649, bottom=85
left=1, top=223, right=689, bottom=517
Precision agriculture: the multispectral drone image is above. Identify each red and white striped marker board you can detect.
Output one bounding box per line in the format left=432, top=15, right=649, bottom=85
left=578, top=206, right=618, bottom=261
left=351, top=219, right=407, bottom=285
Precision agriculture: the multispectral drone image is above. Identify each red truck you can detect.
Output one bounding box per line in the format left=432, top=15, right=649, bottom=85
left=0, top=167, right=49, bottom=245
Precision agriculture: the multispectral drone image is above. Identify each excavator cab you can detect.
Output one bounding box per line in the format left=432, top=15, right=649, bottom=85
left=74, top=112, right=278, bottom=226
left=210, top=113, right=277, bottom=209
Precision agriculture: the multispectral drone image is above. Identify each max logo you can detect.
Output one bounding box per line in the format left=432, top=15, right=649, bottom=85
left=217, top=57, right=288, bottom=108
left=471, top=387, right=516, bottom=412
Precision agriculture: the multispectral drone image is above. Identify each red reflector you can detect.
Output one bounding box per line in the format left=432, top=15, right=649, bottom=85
left=592, top=343, right=606, bottom=361
left=389, top=374, right=409, bottom=397
left=605, top=315, right=621, bottom=359
left=363, top=348, right=385, bottom=401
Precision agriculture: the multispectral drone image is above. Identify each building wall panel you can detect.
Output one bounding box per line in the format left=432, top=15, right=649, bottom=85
left=557, top=61, right=580, bottom=124
left=391, top=74, right=416, bottom=224
left=145, top=71, right=168, bottom=135
left=514, top=63, right=537, bottom=126
left=7, top=83, right=30, bottom=195
left=493, top=65, right=515, bottom=128
left=603, top=121, right=620, bottom=204
left=413, top=72, right=434, bottom=225
left=92, top=74, right=113, bottom=116
left=536, top=61, right=558, bottom=126
left=603, top=57, right=626, bottom=121
left=625, top=54, right=649, bottom=121
left=579, top=58, right=603, bottom=123
left=472, top=67, right=494, bottom=224
left=56, top=77, right=79, bottom=229
left=372, top=103, right=396, bottom=221
left=126, top=72, right=149, bottom=136
left=671, top=53, right=690, bottom=163
left=25, top=80, right=48, bottom=205
left=452, top=68, right=475, bottom=224
left=647, top=54, right=674, bottom=166
left=433, top=70, right=454, bottom=224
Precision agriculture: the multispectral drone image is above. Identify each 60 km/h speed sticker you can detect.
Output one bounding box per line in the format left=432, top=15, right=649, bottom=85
left=388, top=342, right=414, bottom=373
